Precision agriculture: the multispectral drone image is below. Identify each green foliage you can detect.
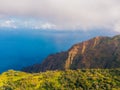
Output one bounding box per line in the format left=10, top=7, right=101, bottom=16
left=0, top=69, right=120, bottom=90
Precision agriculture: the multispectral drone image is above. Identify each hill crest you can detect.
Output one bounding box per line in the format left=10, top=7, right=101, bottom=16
left=22, top=35, right=120, bottom=72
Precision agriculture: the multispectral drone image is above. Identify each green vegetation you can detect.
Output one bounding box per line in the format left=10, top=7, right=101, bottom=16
left=0, top=69, right=120, bottom=90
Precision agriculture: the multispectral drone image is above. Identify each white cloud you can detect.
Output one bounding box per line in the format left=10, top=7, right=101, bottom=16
left=33, top=22, right=56, bottom=30
left=0, top=19, right=57, bottom=30
left=114, top=21, right=120, bottom=32
left=40, top=23, right=56, bottom=29
left=0, top=20, right=17, bottom=28
left=20, top=20, right=56, bottom=29
left=0, top=0, right=120, bottom=32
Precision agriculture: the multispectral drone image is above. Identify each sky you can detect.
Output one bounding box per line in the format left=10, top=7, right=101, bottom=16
left=0, top=0, right=120, bottom=32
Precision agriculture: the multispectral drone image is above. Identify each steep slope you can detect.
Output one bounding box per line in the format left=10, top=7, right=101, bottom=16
left=22, top=35, right=120, bottom=72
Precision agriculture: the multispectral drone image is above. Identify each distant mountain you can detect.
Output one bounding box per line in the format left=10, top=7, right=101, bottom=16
left=22, top=35, right=120, bottom=72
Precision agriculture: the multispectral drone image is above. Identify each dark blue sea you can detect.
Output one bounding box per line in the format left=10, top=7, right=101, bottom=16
left=0, top=29, right=115, bottom=73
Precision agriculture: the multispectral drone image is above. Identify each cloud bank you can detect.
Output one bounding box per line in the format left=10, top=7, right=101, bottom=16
left=0, top=0, right=120, bottom=32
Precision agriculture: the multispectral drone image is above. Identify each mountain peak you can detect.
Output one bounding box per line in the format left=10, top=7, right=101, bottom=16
left=112, top=35, right=120, bottom=40
left=22, top=35, right=120, bottom=72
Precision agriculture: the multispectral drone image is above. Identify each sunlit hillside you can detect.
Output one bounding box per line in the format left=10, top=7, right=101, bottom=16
left=0, top=69, right=120, bottom=90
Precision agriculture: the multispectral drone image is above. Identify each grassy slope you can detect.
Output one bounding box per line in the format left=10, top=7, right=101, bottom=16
left=0, top=69, right=120, bottom=90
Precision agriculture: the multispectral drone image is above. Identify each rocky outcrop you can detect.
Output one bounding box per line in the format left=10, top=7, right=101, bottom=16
left=22, top=35, right=120, bottom=73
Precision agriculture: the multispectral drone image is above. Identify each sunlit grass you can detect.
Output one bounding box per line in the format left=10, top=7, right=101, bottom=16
left=0, top=69, right=120, bottom=90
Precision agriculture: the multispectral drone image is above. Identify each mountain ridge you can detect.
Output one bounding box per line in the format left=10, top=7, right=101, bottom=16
left=22, top=35, right=120, bottom=72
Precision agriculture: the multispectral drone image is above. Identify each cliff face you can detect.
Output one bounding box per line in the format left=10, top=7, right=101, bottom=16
left=22, top=35, right=120, bottom=72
